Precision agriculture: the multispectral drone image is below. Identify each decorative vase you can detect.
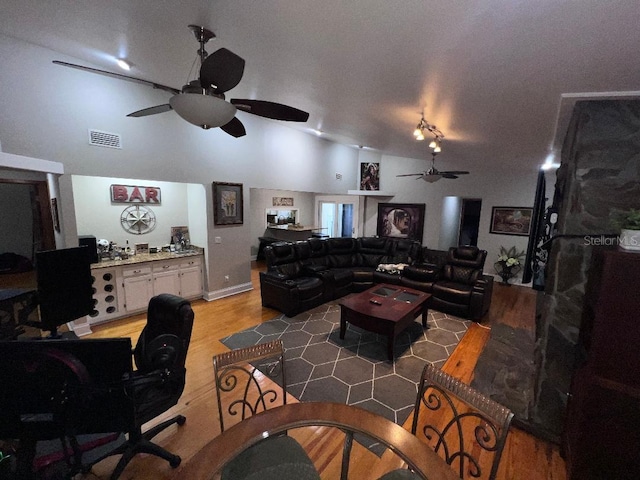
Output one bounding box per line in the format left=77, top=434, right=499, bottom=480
left=494, top=262, right=521, bottom=285
left=619, top=228, right=640, bottom=251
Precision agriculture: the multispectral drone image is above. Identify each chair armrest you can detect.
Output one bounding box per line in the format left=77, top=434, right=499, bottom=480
left=403, top=263, right=440, bottom=282
left=303, top=264, right=328, bottom=274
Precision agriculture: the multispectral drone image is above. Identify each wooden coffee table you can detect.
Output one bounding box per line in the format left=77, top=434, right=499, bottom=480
left=338, top=284, right=431, bottom=361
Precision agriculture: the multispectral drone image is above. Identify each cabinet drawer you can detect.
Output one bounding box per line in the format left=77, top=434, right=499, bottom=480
left=153, top=261, right=180, bottom=272
left=123, top=266, right=152, bottom=277
left=180, top=258, right=202, bottom=269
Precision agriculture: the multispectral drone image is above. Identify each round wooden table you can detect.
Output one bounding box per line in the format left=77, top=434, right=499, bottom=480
left=174, top=402, right=459, bottom=480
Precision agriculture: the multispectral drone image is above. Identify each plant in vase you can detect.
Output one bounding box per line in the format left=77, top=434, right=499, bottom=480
left=494, top=246, right=525, bottom=284
left=611, top=208, right=640, bottom=251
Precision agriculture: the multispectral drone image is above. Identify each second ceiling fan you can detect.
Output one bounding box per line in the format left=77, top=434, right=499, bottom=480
left=397, top=152, right=469, bottom=183
left=53, top=25, right=309, bottom=137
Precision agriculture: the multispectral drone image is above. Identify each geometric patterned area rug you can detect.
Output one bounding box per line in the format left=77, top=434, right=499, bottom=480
left=220, top=297, right=470, bottom=454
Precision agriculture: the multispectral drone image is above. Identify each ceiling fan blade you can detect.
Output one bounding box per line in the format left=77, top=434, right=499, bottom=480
left=220, top=117, right=246, bottom=138
left=442, top=174, right=459, bottom=179
left=396, top=173, right=423, bottom=177
left=440, top=170, right=470, bottom=175
left=52, top=60, right=181, bottom=95
left=231, top=99, right=309, bottom=122
left=127, top=104, right=173, bottom=117
left=200, top=48, right=245, bottom=93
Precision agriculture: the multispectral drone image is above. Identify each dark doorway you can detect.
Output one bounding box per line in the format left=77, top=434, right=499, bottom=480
left=458, top=199, right=482, bottom=246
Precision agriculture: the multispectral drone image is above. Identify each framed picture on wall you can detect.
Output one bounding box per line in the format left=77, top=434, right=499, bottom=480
left=212, top=182, right=243, bottom=225
left=360, top=162, right=380, bottom=190
left=376, top=203, right=425, bottom=243
left=489, top=206, right=533, bottom=236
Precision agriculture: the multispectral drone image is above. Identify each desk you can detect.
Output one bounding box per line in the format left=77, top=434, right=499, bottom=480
left=175, top=402, right=459, bottom=480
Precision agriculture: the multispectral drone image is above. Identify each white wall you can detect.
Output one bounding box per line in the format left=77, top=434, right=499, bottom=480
left=71, top=175, right=204, bottom=250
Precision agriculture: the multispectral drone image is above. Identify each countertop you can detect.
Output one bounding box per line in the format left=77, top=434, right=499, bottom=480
left=91, top=247, right=203, bottom=270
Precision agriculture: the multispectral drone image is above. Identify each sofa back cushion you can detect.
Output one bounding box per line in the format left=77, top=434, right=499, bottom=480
left=265, top=242, right=302, bottom=278
left=307, top=238, right=329, bottom=266
left=442, top=264, right=480, bottom=285
left=326, top=237, right=358, bottom=268
left=357, top=237, right=391, bottom=268
left=447, top=246, right=487, bottom=269
left=388, top=239, right=421, bottom=264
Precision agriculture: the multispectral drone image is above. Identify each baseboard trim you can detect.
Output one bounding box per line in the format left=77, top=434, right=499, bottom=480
left=205, top=282, right=253, bottom=301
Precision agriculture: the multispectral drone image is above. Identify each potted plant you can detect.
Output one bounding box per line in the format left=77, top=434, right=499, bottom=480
left=494, top=246, right=525, bottom=285
left=612, top=208, right=640, bottom=251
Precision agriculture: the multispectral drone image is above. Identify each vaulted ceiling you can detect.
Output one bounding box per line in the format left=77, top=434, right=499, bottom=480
left=2, top=0, right=639, bottom=172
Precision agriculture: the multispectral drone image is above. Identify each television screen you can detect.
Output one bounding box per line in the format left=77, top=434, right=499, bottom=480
left=36, top=246, right=94, bottom=333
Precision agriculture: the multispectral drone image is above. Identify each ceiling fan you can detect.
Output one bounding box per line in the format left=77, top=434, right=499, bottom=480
left=53, top=25, right=309, bottom=137
left=396, top=152, right=469, bottom=183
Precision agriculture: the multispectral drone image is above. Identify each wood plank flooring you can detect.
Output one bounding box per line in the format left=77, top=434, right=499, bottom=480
left=83, top=263, right=566, bottom=480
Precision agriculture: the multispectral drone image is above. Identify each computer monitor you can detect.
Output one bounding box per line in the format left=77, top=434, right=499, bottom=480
left=35, top=247, right=94, bottom=336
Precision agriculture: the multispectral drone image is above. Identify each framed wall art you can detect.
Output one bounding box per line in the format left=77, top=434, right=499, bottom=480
left=489, top=206, right=533, bottom=236
left=376, top=203, right=425, bottom=243
left=359, top=162, right=380, bottom=191
left=213, top=182, right=243, bottom=225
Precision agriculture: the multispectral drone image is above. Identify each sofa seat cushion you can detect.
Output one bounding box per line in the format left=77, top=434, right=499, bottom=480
left=373, top=270, right=402, bottom=285
left=329, top=268, right=354, bottom=286
left=351, top=267, right=375, bottom=283
left=290, top=277, right=325, bottom=299
left=432, top=281, right=473, bottom=304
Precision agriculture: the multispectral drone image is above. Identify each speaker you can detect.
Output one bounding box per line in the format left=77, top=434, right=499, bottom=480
left=79, top=235, right=99, bottom=264
left=36, top=247, right=94, bottom=334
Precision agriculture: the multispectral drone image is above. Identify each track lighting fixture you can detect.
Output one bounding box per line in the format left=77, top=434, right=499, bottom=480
left=413, top=116, right=444, bottom=153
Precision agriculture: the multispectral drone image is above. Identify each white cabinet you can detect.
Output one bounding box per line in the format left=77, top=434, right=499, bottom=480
left=91, top=253, right=204, bottom=320
left=179, top=257, right=203, bottom=299
left=122, top=266, right=153, bottom=313
left=152, top=260, right=181, bottom=296
left=88, top=268, right=120, bottom=324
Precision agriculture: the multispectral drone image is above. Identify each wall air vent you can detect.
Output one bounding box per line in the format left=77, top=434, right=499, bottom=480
left=88, top=129, right=122, bottom=149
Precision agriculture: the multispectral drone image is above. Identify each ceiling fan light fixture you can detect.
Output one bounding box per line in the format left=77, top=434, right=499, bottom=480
left=433, top=145, right=441, bottom=153
left=428, top=138, right=437, bottom=149
left=169, top=93, right=237, bottom=129
left=422, top=174, right=442, bottom=183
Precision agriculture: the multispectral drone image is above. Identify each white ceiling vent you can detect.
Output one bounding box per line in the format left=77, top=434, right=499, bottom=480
left=88, top=129, right=122, bottom=149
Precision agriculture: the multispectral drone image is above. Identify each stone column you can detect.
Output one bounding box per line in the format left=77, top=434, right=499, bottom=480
left=531, top=100, right=640, bottom=439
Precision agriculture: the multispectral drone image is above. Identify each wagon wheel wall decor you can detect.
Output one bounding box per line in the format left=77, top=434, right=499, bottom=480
left=120, top=205, right=156, bottom=234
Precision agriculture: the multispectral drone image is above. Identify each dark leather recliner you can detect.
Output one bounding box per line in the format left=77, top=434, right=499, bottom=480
left=260, top=242, right=325, bottom=317
left=430, top=246, right=493, bottom=321
left=84, top=294, right=194, bottom=479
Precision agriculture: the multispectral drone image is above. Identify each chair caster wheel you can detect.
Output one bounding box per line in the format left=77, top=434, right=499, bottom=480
left=170, top=455, right=181, bottom=468
left=177, top=415, right=186, bottom=426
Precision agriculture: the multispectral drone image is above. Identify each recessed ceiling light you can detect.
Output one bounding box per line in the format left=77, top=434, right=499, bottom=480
left=116, top=59, right=131, bottom=71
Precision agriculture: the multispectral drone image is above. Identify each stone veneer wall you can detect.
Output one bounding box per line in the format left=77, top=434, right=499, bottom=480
left=531, top=100, right=640, bottom=439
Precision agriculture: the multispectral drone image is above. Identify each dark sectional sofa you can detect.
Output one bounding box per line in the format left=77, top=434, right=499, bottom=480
left=259, top=236, right=493, bottom=321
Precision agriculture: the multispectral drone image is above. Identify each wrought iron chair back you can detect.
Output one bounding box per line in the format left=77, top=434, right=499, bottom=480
left=213, top=340, right=287, bottom=432
left=411, top=363, right=514, bottom=480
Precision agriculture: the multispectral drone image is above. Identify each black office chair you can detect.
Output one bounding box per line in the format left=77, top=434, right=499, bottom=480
left=84, top=293, right=194, bottom=479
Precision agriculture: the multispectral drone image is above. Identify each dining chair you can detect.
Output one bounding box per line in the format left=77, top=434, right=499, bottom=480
left=213, top=340, right=287, bottom=432
left=213, top=341, right=323, bottom=480
left=411, top=363, right=514, bottom=480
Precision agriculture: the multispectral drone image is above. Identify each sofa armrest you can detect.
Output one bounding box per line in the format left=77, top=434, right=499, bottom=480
left=303, top=264, right=328, bottom=274
left=262, top=270, right=295, bottom=282
left=402, top=263, right=440, bottom=282
left=470, top=274, right=494, bottom=320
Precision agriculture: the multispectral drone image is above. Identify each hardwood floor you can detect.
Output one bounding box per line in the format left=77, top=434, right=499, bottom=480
left=84, top=263, right=567, bottom=480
